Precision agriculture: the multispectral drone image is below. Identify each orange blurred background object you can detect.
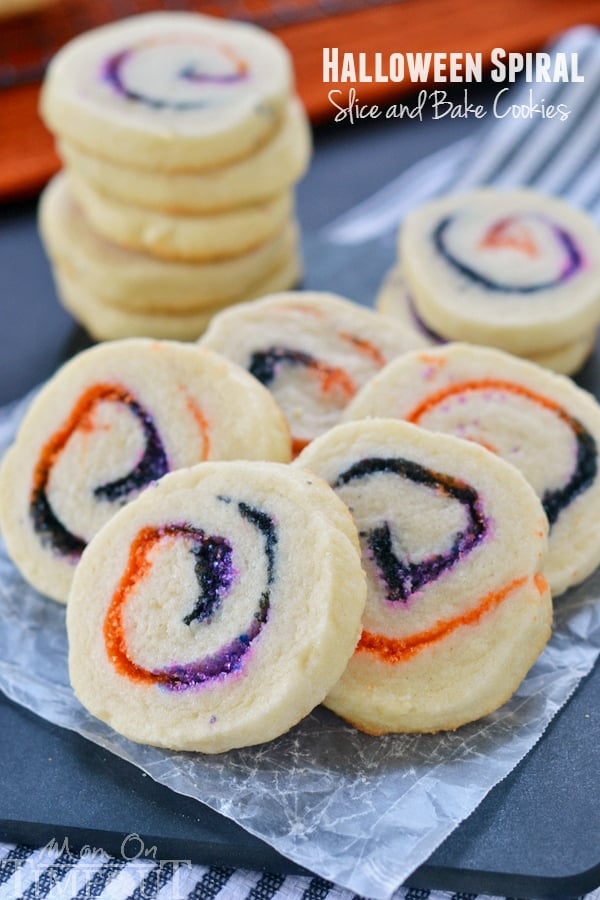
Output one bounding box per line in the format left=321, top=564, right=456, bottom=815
left=1, top=0, right=600, bottom=201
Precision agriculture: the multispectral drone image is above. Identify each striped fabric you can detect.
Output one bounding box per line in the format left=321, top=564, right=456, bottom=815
left=1, top=841, right=599, bottom=900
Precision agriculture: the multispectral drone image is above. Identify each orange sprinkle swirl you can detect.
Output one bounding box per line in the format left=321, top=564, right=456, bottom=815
left=358, top=573, right=547, bottom=664
left=103, top=503, right=276, bottom=691
left=29, top=383, right=169, bottom=559
left=406, top=378, right=597, bottom=526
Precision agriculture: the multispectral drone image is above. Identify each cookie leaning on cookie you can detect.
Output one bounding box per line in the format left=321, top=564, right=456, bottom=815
left=386, top=188, right=600, bottom=363
left=67, top=461, right=367, bottom=753
left=200, top=291, right=425, bottom=455
left=343, top=343, right=600, bottom=596
left=294, top=418, right=552, bottom=735
left=376, top=264, right=597, bottom=376
left=0, top=339, right=291, bottom=604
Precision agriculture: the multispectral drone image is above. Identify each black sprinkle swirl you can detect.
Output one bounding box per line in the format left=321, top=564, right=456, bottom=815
left=433, top=214, right=583, bottom=293
left=334, top=456, right=488, bottom=603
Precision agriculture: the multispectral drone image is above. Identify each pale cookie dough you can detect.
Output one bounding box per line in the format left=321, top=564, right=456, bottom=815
left=0, top=340, right=291, bottom=603
left=376, top=265, right=596, bottom=376
left=295, top=418, right=551, bottom=735
left=40, top=12, right=293, bottom=171
left=52, top=254, right=302, bottom=341
left=200, top=291, right=424, bottom=454
left=67, top=461, right=366, bottom=753
left=400, top=189, right=600, bottom=355
left=39, top=174, right=300, bottom=313
left=344, top=343, right=600, bottom=596
left=68, top=172, right=293, bottom=262
left=58, top=99, right=311, bottom=214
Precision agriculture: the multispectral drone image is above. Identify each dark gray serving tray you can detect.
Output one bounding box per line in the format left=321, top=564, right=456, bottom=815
left=0, top=660, right=598, bottom=899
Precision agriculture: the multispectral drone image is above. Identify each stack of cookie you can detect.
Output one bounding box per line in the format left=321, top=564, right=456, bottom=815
left=39, top=12, right=310, bottom=341
left=377, top=188, right=600, bottom=375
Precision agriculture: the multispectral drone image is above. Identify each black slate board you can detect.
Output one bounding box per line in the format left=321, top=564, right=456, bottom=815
left=0, top=663, right=598, bottom=899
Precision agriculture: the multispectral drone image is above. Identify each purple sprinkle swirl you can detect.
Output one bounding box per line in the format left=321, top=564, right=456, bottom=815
left=433, top=213, right=583, bottom=293
left=154, top=501, right=277, bottom=691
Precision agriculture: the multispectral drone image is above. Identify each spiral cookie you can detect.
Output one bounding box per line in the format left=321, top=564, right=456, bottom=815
left=40, top=12, right=293, bottom=171
left=376, top=265, right=596, bottom=376
left=400, top=189, right=600, bottom=355
left=200, top=292, right=424, bottom=454
left=39, top=174, right=300, bottom=314
left=58, top=99, right=311, bottom=215
left=344, top=343, right=600, bottom=595
left=66, top=461, right=366, bottom=752
left=294, top=419, right=551, bottom=734
left=0, top=340, right=291, bottom=603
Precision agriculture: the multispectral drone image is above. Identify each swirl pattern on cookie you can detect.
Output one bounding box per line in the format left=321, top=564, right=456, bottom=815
left=103, top=36, right=248, bottom=111
left=104, top=500, right=275, bottom=691
left=249, top=345, right=357, bottom=453
left=333, top=457, right=487, bottom=603
left=400, top=189, right=600, bottom=354
left=30, top=383, right=170, bottom=561
left=40, top=13, right=293, bottom=171
left=295, top=418, right=551, bottom=734
left=200, top=291, right=424, bottom=455
left=405, top=378, right=597, bottom=528
left=0, top=339, right=291, bottom=603
left=344, top=343, right=600, bottom=595
left=67, top=462, right=366, bottom=752
left=433, top=212, right=584, bottom=294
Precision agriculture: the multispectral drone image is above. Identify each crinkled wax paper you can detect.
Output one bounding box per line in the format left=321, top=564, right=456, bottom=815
left=0, top=385, right=599, bottom=900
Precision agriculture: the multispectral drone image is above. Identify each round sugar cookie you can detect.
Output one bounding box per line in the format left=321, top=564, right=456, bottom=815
left=40, top=12, right=292, bottom=171
left=294, top=418, right=552, bottom=735
left=52, top=253, right=301, bottom=341
left=200, top=291, right=424, bottom=454
left=376, top=265, right=596, bottom=376
left=39, top=174, right=299, bottom=313
left=66, top=461, right=366, bottom=753
left=68, top=173, right=293, bottom=262
left=400, top=189, right=600, bottom=355
left=58, top=99, right=311, bottom=214
left=344, top=343, right=600, bottom=595
left=0, top=340, right=291, bottom=603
